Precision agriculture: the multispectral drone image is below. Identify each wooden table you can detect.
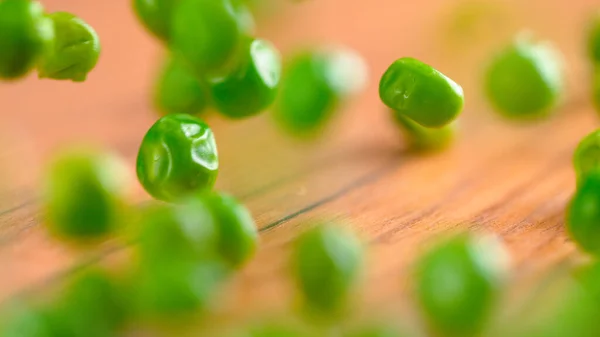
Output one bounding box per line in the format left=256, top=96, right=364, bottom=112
left=1, top=0, right=599, bottom=325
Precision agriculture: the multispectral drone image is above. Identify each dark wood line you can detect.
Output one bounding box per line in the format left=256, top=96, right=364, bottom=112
left=259, top=157, right=401, bottom=232
left=0, top=198, right=37, bottom=218
left=237, top=147, right=398, bottom=201
left=0, top=198, right=40, bottom=245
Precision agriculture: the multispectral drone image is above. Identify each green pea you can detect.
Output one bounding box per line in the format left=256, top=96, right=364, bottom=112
left=136, top=202, right=217, bottom=265
left=292, top=224, right=364, bottom=317
left=274, top=48, right=367, bottom=136
left=132, top=258, right=229, bottom=316
left=485, top=34, right=563, bottom=119
left=273, top=52, right=337, bottom=136
left=573, top=261, right=600, bottom=305
left=415, top=234, right=508, bottom=337
left=0, top=304, right=60, bottom=337
left=233, top=0, right=256, bottom=35
left=43, top=149, right=129, bottom=241
left=52, top=269, right=128, bottom=337
left=346, top=325, right=403, bottom=337
left=136, top=114, right=218, bottom=202
left=171, top=0, right=243, bottom=76
left=210, top=38, right=281, bottom=119
left=545, top=295, right=600, bottom=337
left=523, top=275, right=600, bottom=337
left=573, top=129, right=600, bottom=186
left=132, top=0, right=178, bottom=42
left=154, top=56, right=209, bottom=116
left=593, top=69, right=600, bottom=113
left=394, top=113, right=456, bottom=152
left=198, top=192, right=258, bottom=267
left=323, top=47, right=368, bottom=98
left=133, top=0, right=253, bottom=43
left=0, top=0, right=52, bottom=80
left=566, top=170, right=600, bottom=255
left=245, top=324, right=305, bottom=337
left=588, top=13, right=600, bottom=64
left=37, top=12, right=100, bottom=82
left=131, top=199, right=232, bottom=317
left=379, top=57, right=464, bottom=128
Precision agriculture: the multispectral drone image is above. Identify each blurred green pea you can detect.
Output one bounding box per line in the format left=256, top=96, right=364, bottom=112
left=132, top=0, right=178, bottom=42
left=379, top=57, right=464, bottom=128
left=171, top=0, right=243, bottom=76
left=394, top=113, right=456, bottom=152
left=274, top=48, right=367, bottom=137
left=0, top=0, right=52, bottom=80
left=274, top=52, right=337, bottom=136
left=43, top=149, right=130, bottom=241
left=415, top=234, right=509, bottom=337
left=593, top=68, right=600, bottom=113
left=346, top=324, right=404, bottom=337
left=210, top=38, right=281, bottom=119
left=0, top=304, right=62, bottom=337
left=0, top=304, right=54, bottom=337
left=136, top=114, right=219, bottom=202
left=522, top=273, right=600, bottom=337
left=197, top=192, right=258, bottom=268
left=244, top=323, right=305, bottom=337
left=37, top=12, right=100, bottom=82
left=233, top=0, right=256, bottom=35
left=51, top=269, right=128, bottom=337
left=485, top=33, right=564, bottom=120
left=291, top=224, right=364, bottom=318
left=566, top=170, right=600, bottom=255
left=587, top=12, right=600, bottom=64
left=132, top=258, right=229, bottom=317
left=133, top=0, right=253, bottom=42
left=136, top=202, right=217, bottom=265
left=322, top=47, right=369, bottom=99
left=131, top=198, right=232, bottom=317
left=573, top=129, right=600, bottom=186
left=154, top=56, right=209, bottom=116
left=573, top=261, right=600, bottom=306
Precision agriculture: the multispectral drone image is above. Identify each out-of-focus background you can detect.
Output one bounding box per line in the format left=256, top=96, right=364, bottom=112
left=0, top=0, right=599, bottom=321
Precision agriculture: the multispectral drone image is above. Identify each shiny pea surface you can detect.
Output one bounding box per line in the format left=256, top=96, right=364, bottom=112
left=380, top=57, right=464, bottom=128
left=136, top=114, right=219, bottom=202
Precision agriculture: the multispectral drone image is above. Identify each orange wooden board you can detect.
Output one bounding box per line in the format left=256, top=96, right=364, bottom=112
left=0, top=0, right=599, bottom=322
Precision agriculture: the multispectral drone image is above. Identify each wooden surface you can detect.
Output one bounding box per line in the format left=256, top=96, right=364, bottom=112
left=1, top=0, right=600, bottom=323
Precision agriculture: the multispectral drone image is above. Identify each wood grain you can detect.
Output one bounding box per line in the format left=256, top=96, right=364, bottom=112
left=1, top=0, right=600, bottom=324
